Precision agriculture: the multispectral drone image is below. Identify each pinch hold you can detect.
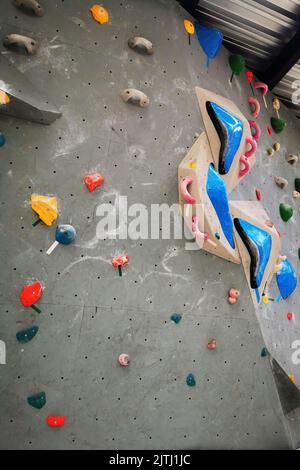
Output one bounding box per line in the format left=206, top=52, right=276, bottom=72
left=128, top=36, right=154, bottom=55
left=285, top=154, right=298, bottom=165
left=274, top=176, right=288, bottom=189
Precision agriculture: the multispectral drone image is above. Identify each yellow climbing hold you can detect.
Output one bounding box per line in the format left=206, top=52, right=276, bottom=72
left=288, top=374, right=295, bottom=382
left=184, top=19, right=195, bottom=35
left=262, top=295, right=268, bottom=305
left=31, top=194, right=58, bottom=226
left=0, top=90, right=10, bottom=105
left=90, top=4, right=109, bottom=24
left=189, top=162, right=197, bottom=169
left=272, top=98, right=280, bottom=111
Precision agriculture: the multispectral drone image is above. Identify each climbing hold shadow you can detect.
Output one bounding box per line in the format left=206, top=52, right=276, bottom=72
left=128, top=36, right=154, bottom=55
left=16, top=325, right=39, bottom=343
left=3, top=34, right=39, bottom=55
left=13, top=0, right=44, bottom=17
left=27, top=391, right=46, bottom=409
left=121, top=89, right=149, bottom=108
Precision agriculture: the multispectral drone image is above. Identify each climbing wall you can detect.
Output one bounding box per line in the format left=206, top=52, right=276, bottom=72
left=0, top=0, right=299, bottom=450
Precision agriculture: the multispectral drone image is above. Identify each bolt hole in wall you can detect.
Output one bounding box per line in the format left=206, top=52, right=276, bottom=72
left=0, top=0, right=298, bottom=452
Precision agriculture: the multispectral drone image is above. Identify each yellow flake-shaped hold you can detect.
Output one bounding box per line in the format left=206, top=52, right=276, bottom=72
left=272, top=98, right=280, bottom=111
left=0, top=90, right=10, bottom=105
left=184, top=19, right=195, bottom=35
left=90, top=4, right=109, bottom=24
left=31, top=194, right=58, bottom=226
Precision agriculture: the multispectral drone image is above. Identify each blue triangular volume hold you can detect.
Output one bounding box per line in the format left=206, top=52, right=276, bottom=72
left=195, top=23, right=223, bottom=68
left=206, top=102, right=243, bottom=175
left=234, top=218, right=272, bottom=289
left=206, top=164, right=235, bottom=249
left=276, top=259, right=297, bottom=299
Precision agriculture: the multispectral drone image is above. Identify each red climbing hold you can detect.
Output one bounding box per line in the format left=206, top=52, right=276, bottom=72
left=112, top=254, right=129, bottom=268
left=287, top=312, right=293, bottom=321
left=207, top=339, right=217, bottom=350
left=256, top=189, right=262, bottom=201
left=20, top=282, right=42, bottom=308
left=47, top=416, right=66, bottom=427
left=267, top=126, right=273, bottom=136
left=83, top=173, right=105, bottom=192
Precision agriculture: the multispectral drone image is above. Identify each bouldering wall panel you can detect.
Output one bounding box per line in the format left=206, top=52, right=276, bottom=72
left=0, top=0, right=299, bottom=450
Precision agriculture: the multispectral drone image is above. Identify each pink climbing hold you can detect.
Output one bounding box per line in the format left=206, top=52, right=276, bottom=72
left=239, top=155, right=250, bottom=178
left=192, top=215, right=209, bottom=241
left=254, top=82, right=268, bottom=97
left=207, top=339, right=217, bottom=350
left=228, top=288, right=240, bottom=304
left=180, top=176, right=196, bottom=204
left=248, top=96, right=260, bottom=119
left=248, top=120, right=261, bottom=142
left=245, top=135, right=257, bottom=158
left=118, top=354, right=130, bottom=367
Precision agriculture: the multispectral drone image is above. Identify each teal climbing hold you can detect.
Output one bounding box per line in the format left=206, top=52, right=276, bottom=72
left=27, top=391, right=46, bottom=409
left=0, top=132, right=5, bottom=147
left=279, top=203, right=293, bottom=222
left=261, top=347, right=269, bottom=358
left=16, top=325, right=39, bottom=343
left=186, top=373, right=196, bottom=387
left=170, top=313, right=182, bottom=324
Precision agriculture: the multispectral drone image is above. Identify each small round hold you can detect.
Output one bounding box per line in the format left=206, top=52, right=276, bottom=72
left=285, top=154, right=298, bottom=165
left=267, top=148, right=274, bottom=157
left=207, top=339, right=217, bottom=350
left=128, top=36, right=154, bottom=55
left=228, top=296, right=236, bottom=305
left=229, top=288, right=240, bottom=299
left=121, top=89, right=150, bottom=108
left=118, top=354, right=130, bottom=367
left=273, top=142, right=280, bottom=152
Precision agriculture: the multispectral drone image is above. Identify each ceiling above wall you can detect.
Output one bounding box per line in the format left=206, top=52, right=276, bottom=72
left=178, top=0, right=300, bottom=117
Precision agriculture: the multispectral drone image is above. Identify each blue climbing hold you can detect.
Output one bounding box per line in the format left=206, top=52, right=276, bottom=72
left=195, top=22, right=223, bottom=67
left=206, top=164, right=235, bottom=249
left=170, top=313, right=182, bottom=324
left=16, top=325, right=39, bottom=344
left=55, top=224, right=76, bottom=245
left=0, top=132, right=6, bottom=147
left=261, top=347, right=269, bottom=358
left=276, top=258, right=297, bottom=300
left=206, top=102, right=243, bottom=175
left=186, top=373, right=196, bottom=387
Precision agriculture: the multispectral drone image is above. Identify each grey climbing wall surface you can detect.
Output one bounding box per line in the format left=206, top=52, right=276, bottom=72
left=0, top=0, right=299, bottom=450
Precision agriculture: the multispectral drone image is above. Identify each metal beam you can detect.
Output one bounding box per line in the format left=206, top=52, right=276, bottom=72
left=259, top=28, right=300, bottom=90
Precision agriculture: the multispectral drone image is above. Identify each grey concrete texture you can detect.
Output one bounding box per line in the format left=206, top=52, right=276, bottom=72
left=0, top=0, right=299, bottom=449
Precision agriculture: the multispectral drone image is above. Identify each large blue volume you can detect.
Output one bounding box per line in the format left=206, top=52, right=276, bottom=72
left=276, top=258, right=297, bottom=299
left=195, top=22, right=223, bottom=67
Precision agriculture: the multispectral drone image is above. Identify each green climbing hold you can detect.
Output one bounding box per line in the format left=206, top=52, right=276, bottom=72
left=27, top=391, right=46, bottom=410
left=261, top=347, right=269, bottom=358
left=229, top=54, right=245, bottom=76
left=16, top=325, right=39, bottom=344
left=295, top=178, right=300, bottom=193
left=186, top=373, right=196, bottom=387
left=270, top=117, right=287, bottom=134
left=279, top=203, right=293, bottom=222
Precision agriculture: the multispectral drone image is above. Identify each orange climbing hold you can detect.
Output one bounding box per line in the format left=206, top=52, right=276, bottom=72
left=183, top=19, right=195, bottom=35
left=0, top=90, right=10, bottom=105
left=83, top=173, right=105, bottom=192
left=47, top=416, right=66, bottom=427
left=90, top=4, right=109, bottom=24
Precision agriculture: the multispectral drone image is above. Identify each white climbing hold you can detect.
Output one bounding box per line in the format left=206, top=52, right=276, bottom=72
left=121, top=89, right=150, bottom=108
left=128, top=36, right=154, bottom=55
left=274, top=176, right=288, bottom=189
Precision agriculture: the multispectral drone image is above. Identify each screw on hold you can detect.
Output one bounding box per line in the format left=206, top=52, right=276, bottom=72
left=279, top=203, right=293, bottom=222
left=112, top=254, right=129, bottom=277
left=118, top=354, right=130, bottom=367
left=16, top=325, right=39, bottom=344
left=27, top=391, right=46, bottom=410
left=261, top=347, right=269, bottom=357
left=186, top=373, right=196, bottom=387
left=255, top=189, right=261, bottom=201
left=207, top=339, right=217, bottom=350
left=47, top=416, right=66, bottom=427
left=228, top=288, right=240, bottom=305
left=170, top=313, right=182, bottom=324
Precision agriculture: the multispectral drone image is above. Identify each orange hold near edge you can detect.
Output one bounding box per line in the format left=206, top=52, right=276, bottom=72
left=0, top=89, right=10, bottom=105
left=90, top=4, right=109, bottom=24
